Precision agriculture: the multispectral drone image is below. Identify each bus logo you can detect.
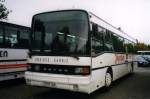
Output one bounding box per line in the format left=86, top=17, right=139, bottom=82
left=115, top=55, right=125, bottom=64
left=34, top=57, right=68, bottom=63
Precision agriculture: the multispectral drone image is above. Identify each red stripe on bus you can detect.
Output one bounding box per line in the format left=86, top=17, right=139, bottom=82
left=0, top=64, right=28, bottom=69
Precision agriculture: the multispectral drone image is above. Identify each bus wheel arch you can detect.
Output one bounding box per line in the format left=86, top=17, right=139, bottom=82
left=105, top=67, right=113, bottom=87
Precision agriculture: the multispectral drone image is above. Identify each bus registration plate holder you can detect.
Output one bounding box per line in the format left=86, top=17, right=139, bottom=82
left=43, top=82, right=56, bottom=87
left=50, top=82, right=56, bottom=87
left=43, top=82, right=50, bottom=87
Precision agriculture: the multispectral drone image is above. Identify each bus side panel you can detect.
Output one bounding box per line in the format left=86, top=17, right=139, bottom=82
left=127, top=62, right=133, bottom=73
left=0, top=48, right=28, bottom=60
left=92, top=53, right=133, bottom=82
left=112, top=54, right=135, bottom=81
left=0, top=48, right=28, bottom=81
left=92, top=53, right=116, bottom=69
left=0, top=67, right=27, bottom=74
left=112, top=64, right=128, bottom=81
left=0, top=71, right=25, bottom=81
left=91, top=68, right=107, bottom=92
left=91, top=53, right=116, bottom=91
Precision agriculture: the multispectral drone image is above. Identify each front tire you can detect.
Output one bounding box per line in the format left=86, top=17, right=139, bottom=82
left=105, top=72, right=112, bottom=87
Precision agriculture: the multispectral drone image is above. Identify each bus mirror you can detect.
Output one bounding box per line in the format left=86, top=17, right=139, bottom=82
left=92, top=24, right=98, bottom=36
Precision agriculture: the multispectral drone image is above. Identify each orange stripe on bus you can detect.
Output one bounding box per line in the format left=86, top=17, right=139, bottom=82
left=0, top=64, right=29, bottom=69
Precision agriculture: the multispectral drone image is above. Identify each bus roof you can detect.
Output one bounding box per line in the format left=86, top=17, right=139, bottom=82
left=0, top=21, right=30, bottom=29
left=88, top=12, right=136, bottom=43
left=137, top=51, right=150, bottom=53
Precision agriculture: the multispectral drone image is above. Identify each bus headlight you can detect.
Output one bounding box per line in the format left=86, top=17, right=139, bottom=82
left=27, top=65, right=32, bottom=71
left=34, top=65, right=41, bottom=72
left=74, top=67, right=90, bottom=75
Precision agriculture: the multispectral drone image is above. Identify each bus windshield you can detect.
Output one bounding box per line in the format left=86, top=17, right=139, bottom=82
left=138, top=51, right=150, bottom=55
left=31, top=10, right=90, bottom=56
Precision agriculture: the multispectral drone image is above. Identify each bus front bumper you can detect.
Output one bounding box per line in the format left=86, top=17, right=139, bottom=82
left=25, top=71, right=92, bottom=94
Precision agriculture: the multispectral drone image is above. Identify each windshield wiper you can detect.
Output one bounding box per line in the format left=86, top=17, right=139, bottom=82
left=70, top=55, right=79, bottom=60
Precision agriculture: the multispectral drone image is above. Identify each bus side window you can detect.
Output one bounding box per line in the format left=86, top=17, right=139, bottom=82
left=124, top=39, right=134, bottom=54
left=0, top=25, right=3, bottom=47
left=112, top=34, right=124, bottom=52
left=98, top=26, right=104, bottom=51
left=104, top=30, right=113, bottom=51
left=4, top=26, right=18, bottom=48
left=92, top=24, right=98, bottom=37
left=18, top=29, right=29, bottom=49
left=91, top=24, right=104, bottom=55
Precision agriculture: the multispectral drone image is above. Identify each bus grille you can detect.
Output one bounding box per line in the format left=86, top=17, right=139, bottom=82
left=27, top=64, right=90, bottom=75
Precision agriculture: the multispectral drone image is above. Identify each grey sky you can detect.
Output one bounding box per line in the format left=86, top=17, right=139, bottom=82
left=4, top=0, right=150, bottom=44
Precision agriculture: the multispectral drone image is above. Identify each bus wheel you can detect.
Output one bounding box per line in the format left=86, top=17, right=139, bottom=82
left=105, top=72, right=112, bottom=87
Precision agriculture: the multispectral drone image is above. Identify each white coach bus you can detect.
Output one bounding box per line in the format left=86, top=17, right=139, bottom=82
left=0, top=21, right=30, bottom=81
left=25, top=9, right=136, bottom=94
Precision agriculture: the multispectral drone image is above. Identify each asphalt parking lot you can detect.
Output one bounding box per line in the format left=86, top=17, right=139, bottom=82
left=0, top=66, right=150, bottom=99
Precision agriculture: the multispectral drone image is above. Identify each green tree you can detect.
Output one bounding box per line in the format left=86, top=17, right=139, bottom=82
left=0, top=1, right=10, bottom=20
left=135, top=42, right=150, bottom=51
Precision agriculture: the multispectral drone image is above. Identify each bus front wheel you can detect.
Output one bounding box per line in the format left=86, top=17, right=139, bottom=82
left=105, top=72, right=112, bottom=87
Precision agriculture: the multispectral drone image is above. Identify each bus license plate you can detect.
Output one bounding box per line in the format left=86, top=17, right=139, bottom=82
left=43, top=82, right=50, bottom=86
left=50, top=82, right=56, bottom=87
